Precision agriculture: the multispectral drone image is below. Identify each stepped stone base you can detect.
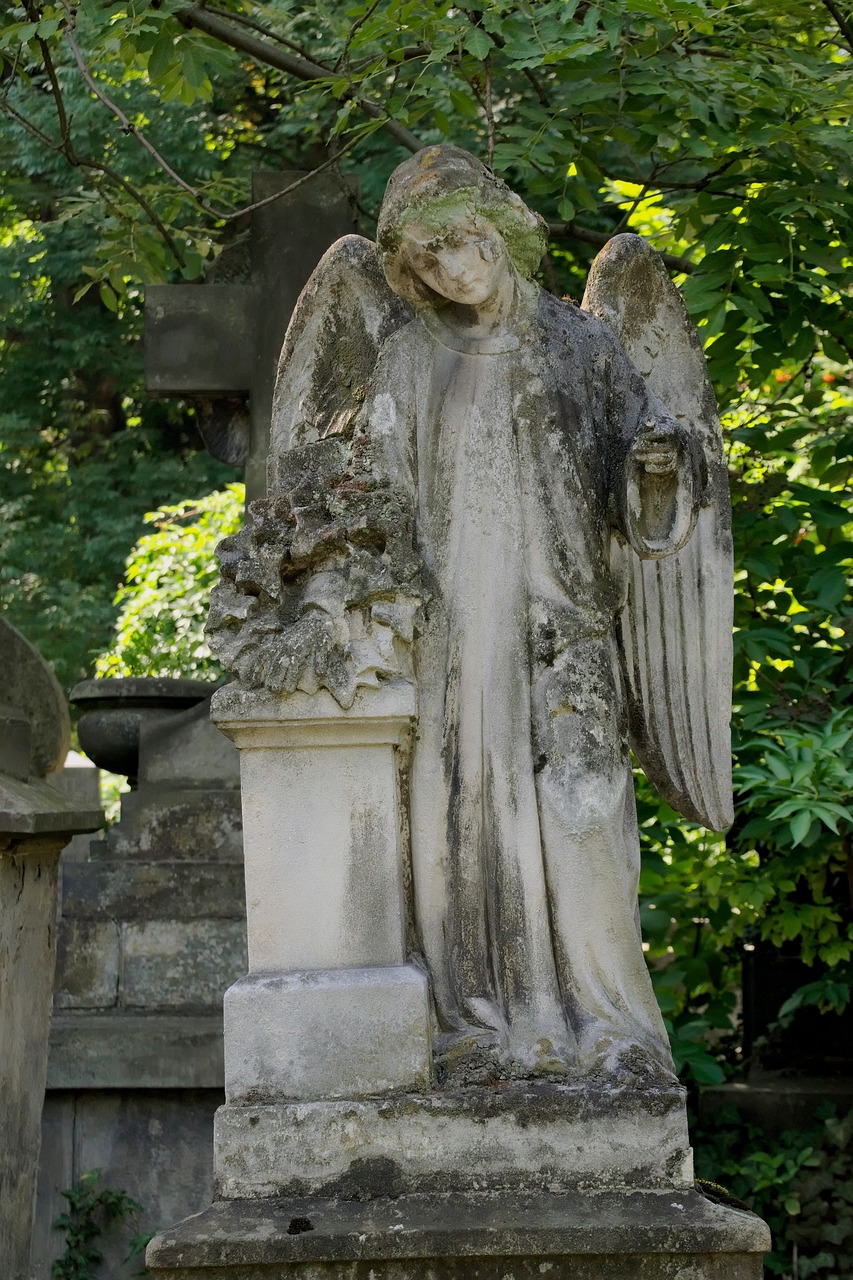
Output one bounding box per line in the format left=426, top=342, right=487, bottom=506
left=213, top=1084, right=694, bottom=1200
left=146, top=1187, right=770, bottom=1279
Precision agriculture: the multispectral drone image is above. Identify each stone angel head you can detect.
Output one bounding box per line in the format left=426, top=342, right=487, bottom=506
left=376, top=146, right=547, bottom=312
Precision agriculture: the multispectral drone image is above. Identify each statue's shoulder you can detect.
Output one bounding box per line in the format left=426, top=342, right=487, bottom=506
left=536, top=288, right=620, bottom=360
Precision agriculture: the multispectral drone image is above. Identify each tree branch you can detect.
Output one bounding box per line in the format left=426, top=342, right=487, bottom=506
left=547, top=220, right=695, bottom=274
left=0, top=96, right=188, bottom=268
left=175, top=4, right=423, bottom=154
left=203, top=4, right=333, bottom=69
left=483, top=58, right=495, bottom=168
left=62, top=14, right=365, bottom=223
left=818, top=0, right=853, bottom=54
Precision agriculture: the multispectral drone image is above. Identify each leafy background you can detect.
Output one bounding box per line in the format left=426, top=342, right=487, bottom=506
left=1, top=2, right=851, bottom=1274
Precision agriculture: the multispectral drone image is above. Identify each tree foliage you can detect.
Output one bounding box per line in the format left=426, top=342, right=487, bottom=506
left=1, top=0, right=851, bottom=1091
left=94, top=483, right=243, bottom=678
left=694, top=1106, right=853, bottom=1278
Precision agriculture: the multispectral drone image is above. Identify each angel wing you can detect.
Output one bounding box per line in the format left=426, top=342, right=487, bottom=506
left=268, top=234, right=411, bottom=488
left=582, top=233, right=734, bottom=831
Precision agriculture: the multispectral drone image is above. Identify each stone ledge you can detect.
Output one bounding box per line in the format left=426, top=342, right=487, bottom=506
left=0, top=771, right=102, bottom=837
left=213, top=1084, right=694, bottom=1199
left=61, top=861, right=247, bottom=920
left=146, top=1188, right=770, bottom=1279
left=47, top=1013, right=225, bottom=1089
left=210, top=679, right=416, bottom=748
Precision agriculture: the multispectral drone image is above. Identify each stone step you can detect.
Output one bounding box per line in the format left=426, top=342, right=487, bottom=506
left=145, top=1187, right=771, bottom=1280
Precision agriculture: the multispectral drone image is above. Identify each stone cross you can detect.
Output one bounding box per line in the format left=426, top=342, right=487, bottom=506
left=144, top=171, right=355, bottom=499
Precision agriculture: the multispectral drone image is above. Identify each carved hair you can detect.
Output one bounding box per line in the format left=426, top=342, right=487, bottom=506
left=377, top=145, right=547, bottom=307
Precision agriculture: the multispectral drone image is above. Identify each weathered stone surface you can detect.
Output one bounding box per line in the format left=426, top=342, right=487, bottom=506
left=95, top=788, right=243, bottom=862
left=148, top=147, right=763, bottom=1279
left=60, top=860, right=246, bottom=920
left=139, top=696, right=240, bottom=789
left=0, top=620, right=103, bottom=1280
left=701, top=1075, right=853, bottom=1134
left=206, top=466, right=421, bottom=710
left=211, top=682, right=414, bottom=973
left=54, top=920, right=120, bottom=1009
left=0, top=617, right=70, bottom=777
left=29, top=1094, right=74, bottom=1280
left=47, top=1014, right=225, bottom=1089
left=71, top=677, right=213, bottom=783
left=50, top=752, right=102, bottom=862
left=224, top=967, right=431, bottom=1103
left=582, top=233, right=734, bottom=831
left=1, top=838, right=64, bottom=1280
left=0, top=707, right=31, bottom=780
left=120, top=919, right=247, bottom=1009
left=146, top=1189, right=770, bottom=1279
left=49, top=751, right=100, bottom=807
left=213, top=1085, right=693, bottom=1200
left=0, top=772, right=102, bottom=836
left=34, top=1089, right=221, bottom=1280
left=208, top=145, right=735, bottom=1091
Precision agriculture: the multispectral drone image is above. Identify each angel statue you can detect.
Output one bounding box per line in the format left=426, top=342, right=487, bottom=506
left=207, top=145, right=733, bottom=1087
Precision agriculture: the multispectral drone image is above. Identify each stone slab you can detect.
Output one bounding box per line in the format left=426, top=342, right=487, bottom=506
left=54, top=920, right=120, bottom=1009
left=101, top=789, right=244, bottom=861
left=47, top=1014, right=225, bottom=1089
left=0, top=708, right=32, bottom=780
left=120, top=920, right=247, bottom=1009
left=210, top=679, right=417, bottom=735
left=224, top=966, right=431, bottom=1102
left=146, top=1188, right=770, bottom=1279
left=51, top=752, right=103, bottom=862
left=61, top=860, right=247, bottom=920
left=212, top=684, right=414, bottom=974
left=701, top=1075, right=853, bottom=1134
left=0, top=617, right=70, bottom=777
left=145, top=284, right=256, bottom=394
left=139, top=697, right=240, bottom=788
left=0, top=772, right=102, bottom=837
left=28, top=1092, right=74, bottom=1280
left=49, top=752, right=100, bottom=807
left=213, top=1084, right=694, bottom=1200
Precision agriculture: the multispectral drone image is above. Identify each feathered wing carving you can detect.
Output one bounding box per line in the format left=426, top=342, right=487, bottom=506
left=268, top=233, right=411, bottom=484
left=582, top=233, right=734, bottom=831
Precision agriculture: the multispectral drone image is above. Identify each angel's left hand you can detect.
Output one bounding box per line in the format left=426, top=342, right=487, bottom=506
left=631, top=422, right=682, bottom=476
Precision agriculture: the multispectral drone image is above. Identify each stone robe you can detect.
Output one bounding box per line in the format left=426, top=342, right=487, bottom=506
left=363, top=289, right=700, bottom=1080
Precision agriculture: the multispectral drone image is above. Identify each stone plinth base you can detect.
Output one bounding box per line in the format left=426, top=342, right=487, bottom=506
left=146, top=1188, right=770, bottom=1279
left=224, top=966, right=431, bottom=1102
left=213, top=1084, right=694, bottom=1200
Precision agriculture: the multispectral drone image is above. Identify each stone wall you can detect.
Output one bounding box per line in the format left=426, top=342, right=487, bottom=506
left=30, top=697, right=246, bottom=1280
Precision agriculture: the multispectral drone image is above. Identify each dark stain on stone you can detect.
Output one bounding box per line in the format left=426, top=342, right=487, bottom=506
left=321, top=1156, right=405, bottom=1201
left=286, top=1216, right=314, bottom=1235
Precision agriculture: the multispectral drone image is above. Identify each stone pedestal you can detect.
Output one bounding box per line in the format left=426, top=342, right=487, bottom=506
left=147, top=678, right=769, bottom=1280
left=0, top=620, right=103, bottom=1280
left=209, top=680, right=431, bottom=1111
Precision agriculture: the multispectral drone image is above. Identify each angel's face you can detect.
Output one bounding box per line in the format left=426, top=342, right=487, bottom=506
left=399, top=216, right=509, bottom=307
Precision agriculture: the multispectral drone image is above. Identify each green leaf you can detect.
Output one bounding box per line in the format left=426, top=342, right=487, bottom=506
left=463, top=27, right=494, bottom=60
